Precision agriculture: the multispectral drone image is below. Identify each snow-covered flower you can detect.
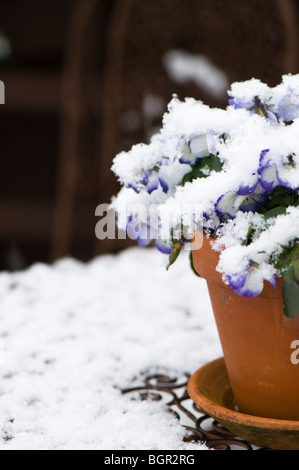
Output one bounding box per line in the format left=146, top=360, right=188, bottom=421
left=216, top=183, right=267, bottom=218
left=225, top=261, right=277, bottom=297
left=273, top=74, right=299, bottom=122
left=178, top=133, right=215, bottom=164
left=199, top=211, right=220, bottom=231
left=111, top=74, right=299, bottom=313
left=228, top=78, right=277, bottom=122
left=258, top=149, right=299, bottom=190
left=258, top=149, right=279, bottom=191
left=142, top=170, right=169, bottom=195
left=126, top=215, right=153, bottom=247
left=155, top=238, right=173, bottom=255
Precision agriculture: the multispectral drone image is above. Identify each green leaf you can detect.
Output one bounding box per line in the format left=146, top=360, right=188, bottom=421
left=181, top=172, right=193, bottom=186
left=189, top=251, right=201, bottom=277
left=209, top=154, right=223, bottom=173
left=166, top=242, right=182, bottom=270
left=191, top=164, right=205, bottom=179
left=179, top=154, right=223, bottom=187
left=273, top=189, right=295, bottom=207
left=282, top=278, right=299, bottom=318
left=292, top=245, right=299, bottom=282
left=264, top=206, right=287, bottom=220
left=260, top=186, right=298, bottom=212
left=280, top=263, right=293, bottom=283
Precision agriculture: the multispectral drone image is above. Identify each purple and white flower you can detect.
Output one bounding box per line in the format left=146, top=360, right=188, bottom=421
left=195, top=211, right=220, bottom=231
left=126, top=216, right=153, bottom=247
left=273, top=75, right=299, bottom=122
left=276, top=154, right=299, bottom=189
left=258, top=149, right=299, bottom=191
left=111, top=74, right=299, bottom=307
left=276, top=95, right=299, bottom=122
left=228, top=78, right=277, bottom=122
left=216, top=183, right=267, bottom=218
left=178, top=133, right=215, bottom=164
left=146, top=171, right=169, bottom=194
left=258, top=149, right=279, bottom=191
left=127, top=169, right=169, bottom=195
left=226, top=261, right=277, bottom=297
left=155, top=238, right=173, bottom=255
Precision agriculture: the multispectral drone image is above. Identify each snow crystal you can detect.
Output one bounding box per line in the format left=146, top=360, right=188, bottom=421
left=0, top=248, right=219, bottom=450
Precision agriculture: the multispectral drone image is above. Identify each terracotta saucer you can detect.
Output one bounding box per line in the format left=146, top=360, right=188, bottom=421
left=187, top=357, right=299, bottom=450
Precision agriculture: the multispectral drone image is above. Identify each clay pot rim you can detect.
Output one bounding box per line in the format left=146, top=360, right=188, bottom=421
left=188, top=357, right=299, bottom=431
left=192, top=230, right=284, bottom=294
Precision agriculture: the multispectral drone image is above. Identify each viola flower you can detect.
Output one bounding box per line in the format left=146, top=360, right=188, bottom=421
left=276, top=153, right=299, bottom=189
left=228, top=78, right=277, bottom=122
left=146, top=171, right=169, bottom=194
left=274, top=75, right=299, bottom=122
left=127, top=169, right=169, bottom=195
left=226, top=261, right=277, bottom=297
left=216, top=183, right=267, bottom=218
left=276, top=95, right=299, bottom=122
left=155, top=239, right=173, bottom=255
left=111, top=74, right=299, bottom=315
left=230, top=95, right=277, bottom=122
left=126, top=216, right=153, bottom=247
left=258, top=149, right=299, bottom=190
left=179, top=133, right=215, bottom=164
left=258, top=149, right=279, bottom=191
left=196, top=211, right=220, bottom=231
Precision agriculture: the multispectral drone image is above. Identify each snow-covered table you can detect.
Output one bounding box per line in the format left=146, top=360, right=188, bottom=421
left=0, top=247, right=223, bottom=450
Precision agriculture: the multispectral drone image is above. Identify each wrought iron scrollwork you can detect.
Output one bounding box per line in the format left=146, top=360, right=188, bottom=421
left=122, top=373, right=269, bottom=450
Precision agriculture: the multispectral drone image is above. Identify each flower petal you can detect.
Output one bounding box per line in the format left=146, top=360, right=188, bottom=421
left=158, top=177, right=169, bottom=194
left=226, top=269, right=248, bottom=291
left=237, top=182, right=258, bottom=196
left=259, top=149, right=271, bottom=167
left=127, top=218, right=151, bottom=245
left=155, top=239, right=173, bottom=255
left=276, top=165, right=299, bottom=190
left=240, top=193, right=267, bottom=212
left=277, top=95, right=299, bottom=122
left=233, top=269, right=265, bottom=297
left=146, top=173, right=160, bottom=194
left=239, top=184, right=268, bottom=213
left=137, top=236, right=152, bottom=247
left=258, top=164, right=279, bottom=191
left=189, top=134, right=210, bottom=159
left=216, top=191, right=240, bottom=218
left=179, top=134, right=210, bottom=164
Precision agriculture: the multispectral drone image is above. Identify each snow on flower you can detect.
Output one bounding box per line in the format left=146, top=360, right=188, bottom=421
left=216, top=183, right=267, bottom=218
left=273, top=74, right=299, bottom=122
left=227, top=78, right=277, bottom=122
left=214, top=207, right=299, bottom=297
left=178, top=132, right=216, bottom=164
left=258, top=147, right=299, bottom=192
left=225, top=261, right=277, bottom=298
left=112, top=74, right=299, bottom=301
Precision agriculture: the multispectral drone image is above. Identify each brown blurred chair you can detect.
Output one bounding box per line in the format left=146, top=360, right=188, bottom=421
left=51, top=0, right=135, bottom=261
left=51, top=0, right=299, bottom=262
left=51, top=0, right=99, bottom=262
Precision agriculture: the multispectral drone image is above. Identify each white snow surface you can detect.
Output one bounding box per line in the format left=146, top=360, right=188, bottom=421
left=0, top=247, right=221, bottom=450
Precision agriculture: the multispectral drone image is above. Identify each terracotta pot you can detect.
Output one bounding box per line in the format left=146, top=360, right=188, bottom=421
left=192, top=230, right=299, bottom=420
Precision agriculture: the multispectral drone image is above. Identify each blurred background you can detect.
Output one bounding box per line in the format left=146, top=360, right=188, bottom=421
left=0, top=0, right=298, bottom=271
